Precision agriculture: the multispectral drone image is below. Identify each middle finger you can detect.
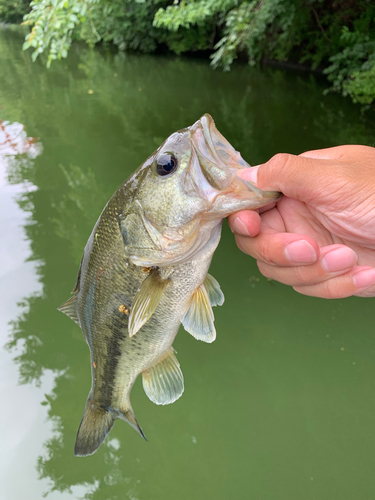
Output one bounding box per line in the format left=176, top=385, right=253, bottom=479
left=257, top=244, right=358, bottom=286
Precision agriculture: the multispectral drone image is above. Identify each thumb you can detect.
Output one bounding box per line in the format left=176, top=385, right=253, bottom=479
left=257, top=153, right=337, bottom=201
left=237, top=152, right=345, bottom=203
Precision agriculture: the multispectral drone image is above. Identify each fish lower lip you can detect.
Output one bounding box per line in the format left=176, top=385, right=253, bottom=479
left=241, top=179, right=283, bottom=200
left=205, top=181, right=282, bottom=218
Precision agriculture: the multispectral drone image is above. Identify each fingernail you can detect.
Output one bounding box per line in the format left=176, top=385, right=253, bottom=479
left=353, top=269, right=375, bottom=289
left=237, top=166, right=259, bottom=184
left=232, top=217, right=250, bottom=236
left=321, top=247, right=357, bottom=272
left=284, top=240, right=317, bottom=264
left=246, top=166, right=258, bottom=184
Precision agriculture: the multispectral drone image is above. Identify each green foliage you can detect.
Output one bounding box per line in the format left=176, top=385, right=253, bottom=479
left=5, top=0, right=375, bottom=105
left=161, top=22, right=214, bottom=54
left=344, top=62, right=375, bottom=105
left=212, top=0, right=300, bottom=70
left=85, top=0, right=170, bottom=53
left=156, top=0, right=375, bottom=104
left=154, top=0, right=233, bottom=31
left=324, top=26, right=375, bottom=105
left=155, top=0, right=307, bottom=70
left=0, top=0, right=28, bottom=23
left=155, top=0, right=237, bottom=63
left=21, top=0, right=171, bottom=66
left=22, top=0, right=97, bottom=66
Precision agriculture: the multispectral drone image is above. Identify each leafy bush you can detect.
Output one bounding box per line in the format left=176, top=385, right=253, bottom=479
left=156, top=0, right=375, bottom=105
left=21, top=0, right=172, bottom=66
left=344, top=60, right=375, bottom=105
left=21, top=0, right=94, bottom=66
left=3, top=0, right=375, bottom=105
left=156, top=0, right=310, bottom=70
left=324, top=27, right=375, bottom=104
left=86, top=0, right=170, bottom=53
left=0, top=0, right=29, bottom=23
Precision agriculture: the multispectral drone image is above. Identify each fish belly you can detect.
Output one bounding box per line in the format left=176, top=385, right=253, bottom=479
left=112, top=254, right=213, bottom=404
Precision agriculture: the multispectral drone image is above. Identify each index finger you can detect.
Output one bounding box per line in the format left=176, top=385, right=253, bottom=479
left=234, top=209, right=319, bottom=267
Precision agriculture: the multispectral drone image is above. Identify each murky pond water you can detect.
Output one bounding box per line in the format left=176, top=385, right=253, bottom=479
left=1, top=26, right=375, bottom=500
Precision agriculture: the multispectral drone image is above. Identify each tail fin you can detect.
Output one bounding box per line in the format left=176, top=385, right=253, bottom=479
left=74, top=397, right=114, bottom=457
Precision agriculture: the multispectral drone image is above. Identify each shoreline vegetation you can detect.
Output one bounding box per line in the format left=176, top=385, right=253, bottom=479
left=1, top=0, right=375, bottom=106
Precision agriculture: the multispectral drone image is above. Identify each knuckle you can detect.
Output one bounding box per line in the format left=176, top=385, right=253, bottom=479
left=323, top=282, right=338, bottom=299
left=323, top=278, right=352, bottom=299
left=270, top=152, right=290, bottom=165
left=258, top=153, right=296, bottom=190
left=292, top=265, right=311, bottom=284
left=354, top=284, right=375, bottom=298
left=235, top=235, right=254, bottom=257
left=267, top=153, right=294, bottom=175
left=258, top=238, right=273, bottom=263
left=257, top=261, right=273, bottom=279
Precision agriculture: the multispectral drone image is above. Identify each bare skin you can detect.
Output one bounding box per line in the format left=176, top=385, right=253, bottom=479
left=228, top=145, right=375, bottom=298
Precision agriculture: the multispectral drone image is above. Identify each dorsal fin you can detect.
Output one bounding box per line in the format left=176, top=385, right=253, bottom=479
left=57, top=294, right=79, bottom=325
left=204, top=273, right=224, bottom=307
left=142, top=349, right=184, bottom=405
left=182, top=284, right=216, bottom=343
left=128, top=269, right=169, bottom=337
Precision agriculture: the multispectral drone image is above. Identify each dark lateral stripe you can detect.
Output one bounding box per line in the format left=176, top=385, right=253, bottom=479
left=84, top=283, right=96, bottom=361
left=95, top=306, right=128, bottom=407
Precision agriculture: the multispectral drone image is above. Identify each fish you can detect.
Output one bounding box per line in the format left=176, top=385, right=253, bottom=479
left=58, top=114, right=281, bottom=457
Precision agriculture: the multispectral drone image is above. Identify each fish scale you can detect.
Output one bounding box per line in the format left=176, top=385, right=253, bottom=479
left=58, top=114, right=281, bottom=456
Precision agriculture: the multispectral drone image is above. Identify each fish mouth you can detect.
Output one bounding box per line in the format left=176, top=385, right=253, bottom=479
left=189, top=114, right=282, bottom=217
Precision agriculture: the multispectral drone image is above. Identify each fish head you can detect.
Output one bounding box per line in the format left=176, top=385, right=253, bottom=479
left=123, top=114, right=281, bottom=267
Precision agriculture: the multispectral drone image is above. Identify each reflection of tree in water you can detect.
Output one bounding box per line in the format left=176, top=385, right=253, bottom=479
left=5, top=158, right=124, bottom=498
left=0, top=119, right=43, bottom=179
left=52, top=164, right=110, bottom=262
left=0, top=119, right=42, bottom=157
left=3, top=125, right=145, bottom=498
left=2, top=28, right=375, bottom=499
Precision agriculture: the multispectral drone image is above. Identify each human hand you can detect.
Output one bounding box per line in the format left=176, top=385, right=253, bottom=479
left=228, top=145, right=375, bottom=298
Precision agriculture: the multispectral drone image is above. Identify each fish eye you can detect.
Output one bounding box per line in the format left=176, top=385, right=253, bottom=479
left=155, top=153, right=178, bottom=177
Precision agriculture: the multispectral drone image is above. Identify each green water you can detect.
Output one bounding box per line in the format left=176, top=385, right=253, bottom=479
left=1, top=26, right=375, bottom=500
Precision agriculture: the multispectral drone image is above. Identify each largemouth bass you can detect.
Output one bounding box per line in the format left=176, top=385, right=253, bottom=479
left=58, top=114, right=281, bottom=456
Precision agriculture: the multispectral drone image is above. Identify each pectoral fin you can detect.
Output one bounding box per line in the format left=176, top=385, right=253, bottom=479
left=182, top=284, right=216, bottom=343
left=142, top=349, right=184, bottom=405
left=57, top=294, right=79, bottom=325
left=128, top=269, right=169, bottom=337
left=204, top=273, right=224, bottom=307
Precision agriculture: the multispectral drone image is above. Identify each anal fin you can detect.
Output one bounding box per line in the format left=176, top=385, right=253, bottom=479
left=118, top=402, right=146, bottom=440
left=182, top=284, right=216, bottom=343
left=142, top=349, right=184, bottom=405
left=58, top=294, right=79, bottom=325
left=128, top=269, right=169, bottom=337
